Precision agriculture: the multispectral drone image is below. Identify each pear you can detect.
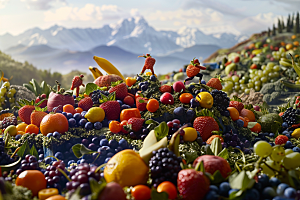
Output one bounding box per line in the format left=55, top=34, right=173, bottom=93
left=139, top=130, right=157, bottom=152
left=4, top=125, right=17, bottom=136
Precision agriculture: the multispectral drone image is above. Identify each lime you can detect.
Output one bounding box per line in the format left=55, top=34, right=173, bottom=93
left=183, top=127, right=197, bottom=142
left=85, top=107, right=105, bottom=123
left=196, top=92, right=213, bottom=109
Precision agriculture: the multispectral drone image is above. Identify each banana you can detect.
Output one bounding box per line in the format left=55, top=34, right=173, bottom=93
left=93, top=56, right=125, bottom=80
left=279, top=60, right=293, bottom=68
left=280, top=58, right=292, bottom=64
left=168, top=131, right=180, bottom=157
left=281, top=79, right=300, bottom=89
left=89, top=66, right=103, bottom=79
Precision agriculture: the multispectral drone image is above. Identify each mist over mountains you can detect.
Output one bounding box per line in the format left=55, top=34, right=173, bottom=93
left=0, top=16, right=247, bottom=75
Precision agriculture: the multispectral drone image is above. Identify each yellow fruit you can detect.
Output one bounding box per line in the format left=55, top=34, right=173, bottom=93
left=145, top=72, right=157, bottom=77
left=16, top=123, right=28, bottom=132
left=196, top=92, right=213, bottom=108
left=292, top=128, right=300, bottom=139
left=17, top=131, right=26, bottom=135
left=104, top=149, right=149, bottom=187
left=252, top=49, right=262, bottom=55
left=85, top=107, right=105, bottom=123
left=183, top=127, right=198, bottom=142
left=286, top=43, right=293, bottom=50
left=38, top=188, right=59, bottom=200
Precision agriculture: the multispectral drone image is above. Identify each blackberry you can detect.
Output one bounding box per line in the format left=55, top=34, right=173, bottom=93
left=90, top=90, right=109, bottom=105
left=0, top=116, right=17, bottom=129
left=281, top=107, right=300, bottom=126
left=149, top=148, right=181, bottom=188
left=211, top=90, right=230, bottom=113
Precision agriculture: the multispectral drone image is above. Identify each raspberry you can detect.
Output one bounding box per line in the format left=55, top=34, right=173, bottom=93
left=275, top=135, right=289, bottom=145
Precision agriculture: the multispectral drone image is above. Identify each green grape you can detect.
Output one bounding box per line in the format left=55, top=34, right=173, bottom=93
left=2, top=82, right=10, bottom=88
left=0, top=96, right=4, bottom=103
left=0, top=87, right=7, bottom=94
left=6, top=92, right=13, bottom=98
left=245, top=89, right=250, bottom=94
left=279, top=47, right=285, bottom=53
left=283, top=152, right=300, bottom=169
left=281, top=52, right=286, bottom=58
left=227, top=81, right=234, bottom=88
left=267, top=62, right=275, bottom=69
left=253, top=76, right=260, bottom=82
left=261, top=77, right=268, bottom=83
left=254, top=86, right=260, bottom=91
left=234, top=85, right=241, bottom=91
left=268, top=72, right=274, bottom=78
left=232, top=76, right=239, bottom=82
left=240, top=85, right=244, bottom=90
left=239, top=79, right=245, bottom=84
left=255, top=81, right=261, bottom=86
left=263, top=70, right=269, bottom=76
left=261, top=65, right=266, bottom=70
left=260, top=161, right=276, bottom=177
left=266, top=65, right=273, bottom=71
left=248, top=83, right=254, bottom=88
left=285, top=149, right=294, bottom=155
left=254, top=141, right=272, bottom=157
left=249, top=74, right=255, bottom=79
left=270, top=146, right=285, bottom=162
left=273, top=65, right=280, bottom=72
left=273, top=72, right=279, bottom=78
left=296, top=81, right=300, bottom=85
left=9, top=97, right=15, bottom=103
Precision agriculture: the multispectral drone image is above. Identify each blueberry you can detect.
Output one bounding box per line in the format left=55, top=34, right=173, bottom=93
left=94, top=122, right=102, bottom=130
left=81, top=111, right=87, bottom=118
left=138, top=82, right=144, bottom=89
left=190, top=98, right=200, bottom=108
left=284, top=187, right=297, bottom=199
left=188, top=84, right=195, bottom=91
left=276, top=183, right=289, bottom=196
left=85, top=122, right=93, bottom=130
left=121, top=104, right=131, bottom=110
left=45, top=157, right=52, bottom=164
left=54, top=152, right=64, bottom=160
left=201, top=80, right=206, bottom=84
left=282, top=130, right=289, bottom=135
left=100, top=139, right=109, bottom=146
left=204, top=190, right=218, bottom=200
left=221, top=110, right=230, bottom=117
left=68, top=118, right=76, bottom=127
left=293, top=146, right=300, bottom=152
left=136, top=76, right=143, bottom=82
left=262, top=187, right=276, bottom=199
left=15, top=134, right=22, bottom=140
left=284, top=141, right=293, bottom=149
left=117, top=100, right=123, bottom=106
left=109, top=139, right=119, bottom=149
left=209, top=185, right=219, bottom=194
left=81, top=139, right=89, bottom=147
left=88, top=143, right=97, bottom=151
left=219, top=182, right=231, bottom=196
left=282, top=122, right=289, bottom=128
left=236, top=119, right=244, bottom=127
left=269, top=133, right=275, bottom=138
left=79, top=119, right=87, bottom=127
left=105, top=157, right=111, bottom=163
left=119, top=139, right=128, bottom=149
left=199, top=88, right=207, bottom=92
left=39, top=154, right=44, bottom=160
left=244, top=188, right=260, bottom=200
left=269, top=177, right=281, bottom=187
left=107, top=152, right=114, bottom=157
left=258, top=174, right=269, bottom=188
left=47, top=133, right=53, bottom=137
left=66, top=113, right=73, bottom=119
left=73, top=113, right=82, bottom=121
left=174, top=107, right=185, bottom=116
left=62, top=112, right=68, bottom=118
left=228, top=189, right=239, bottom=196
left=150, top=75, right=156, bottom=81
left=53, top=132, right=61, bottom=139
left=141, top=84, right=148, bottom=91
left=286, top=134, right=291, bottom=139
left=102, top=118, right=109, bottom=127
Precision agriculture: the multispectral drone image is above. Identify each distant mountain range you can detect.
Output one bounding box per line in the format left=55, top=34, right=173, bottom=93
left=0, top=16, right=248, bottom=74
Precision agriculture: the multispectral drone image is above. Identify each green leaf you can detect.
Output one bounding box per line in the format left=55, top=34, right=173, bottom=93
left=86, top=83, right=98, bottom=95
left=145, top=119, right=159, bottom=125
left=210, top=137, right=222, bottom=156
left=139, top=99, right=145, bottom=103
left=211, top=170, right=227, bottom=184
left=154, top=121, right=169, bottom=141
left=30, top=145, right=39, bottom=159
left=111, top=80, right=123, bottom=87
left=151, top=189, right=169, bottom=200
left=30, top=79, right=41, bottom=96
left=17, top=140, right=30, bottom=158
left=229, top=190, right=244, bottom=200
left=195, top=160, right=205, bottom=173
left=185, top=152, right=199, bottom=164
left=90, top=178, right=107, bottom=200
left=229, top=170, right=255, bottom=190
left=40, top=81, right=50, bottom=97
left=205, top=145, right=214, bottom=155
left=247, top=122, right=257, bottom=129
left=218, top=148, right=229, bottom=160
left=23, top=83, right=35, bottom=94
left=69, top=187, right=81, bottom=200
left=72, top=144, right=96, bottom=158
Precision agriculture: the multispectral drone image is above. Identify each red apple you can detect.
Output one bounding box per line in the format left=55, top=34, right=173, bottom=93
left=160, top=92, right=174, bottom=105
left=173, top=81, right=185, bottom=93
left=47, top=92, right=74, bottom=112
left=98, top=182, right=126, bottom=200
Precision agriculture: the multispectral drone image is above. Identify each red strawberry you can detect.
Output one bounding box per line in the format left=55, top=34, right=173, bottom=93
left=186, top=64, right=200, bottom=77
left=206, top=78, right=222, bottom=90
left=30, top=111, right=47, bottom=127
left=108, top=82, right=128, bottom=100
left=177, top=169, right=210, bottom=200
left=99, top=101, right=120, bottom=120
left=18, top=105, right=35, bottom=124
left=78, top=97, right=93, bottom=111
left=136, top=97, right=148, bottom=111
left=159, top=85, right=172, bottom=93
left=229, top=101, right=244, bottom=113
left=123, top=96, right=134, bottom=107
left=35, top=95, right=47, bottom=108
left=275, top=135, right=289, bottom=145
left=139, top=54, right=156, bottom=75
left=193, top=116, right=219, bottom=141
left=295, top=96, right=300, bottom=108
left=233, top=56, right=240, bottom=63
left=128, top=117, right=145, bottom=132
left=70, top=75, right=84, bottom=90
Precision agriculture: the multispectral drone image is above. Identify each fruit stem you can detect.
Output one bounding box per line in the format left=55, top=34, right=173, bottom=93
left=11, top=147, right=20, bottom=158
left=55, top=80, right=61, bottom=92
left=95, top=163, right=107, bottom=173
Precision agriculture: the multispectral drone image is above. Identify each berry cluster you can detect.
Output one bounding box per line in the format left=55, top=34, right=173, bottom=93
left=281, top=107, right=300, bottom=126
left=149, top=148, right=182, bottom=188
left=223, top=132, right=251, bottom=154
left=16, top=155, right=39, bottom=175
left=44, top=160, right=68, bottom=192
left=211, top=90, right=230, bottom=113
left=0, top=138, right=16, bottom=165
left=0, top=116, right=17, bottom=129
left=90, top=90, right=110, bottom=105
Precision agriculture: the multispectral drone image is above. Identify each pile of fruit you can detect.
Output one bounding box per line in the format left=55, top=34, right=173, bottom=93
left=1, top=39, right=300, bottom=200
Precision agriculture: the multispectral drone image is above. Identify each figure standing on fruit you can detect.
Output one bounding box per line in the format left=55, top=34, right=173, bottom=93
left=138, top=54, right=156, bottom=75
left=184, top=58, right=206, bottom=84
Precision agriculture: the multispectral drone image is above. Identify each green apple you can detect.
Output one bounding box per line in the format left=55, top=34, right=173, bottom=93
left=4, top=125, right=17, bottom=136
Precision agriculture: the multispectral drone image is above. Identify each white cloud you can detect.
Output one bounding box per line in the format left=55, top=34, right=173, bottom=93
left=0, top=0, right=10, bottom=9
left=44, top=4, right=132, bottom=22
left=21, top=0, right=66, bottom=10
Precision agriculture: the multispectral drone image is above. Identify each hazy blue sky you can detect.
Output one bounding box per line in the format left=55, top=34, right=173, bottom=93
left=1, top=0, right=299, bottom=35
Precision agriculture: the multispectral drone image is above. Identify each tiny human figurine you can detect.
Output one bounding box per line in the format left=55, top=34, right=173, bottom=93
left=138, top=54, right=156, bottom=75
left=184, top=58, right=206, bottom=84
left=70, top=74, right=85, bottom=97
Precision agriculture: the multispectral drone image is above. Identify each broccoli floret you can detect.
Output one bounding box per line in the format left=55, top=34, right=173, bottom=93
left=3, top=185, right=32, bottom=200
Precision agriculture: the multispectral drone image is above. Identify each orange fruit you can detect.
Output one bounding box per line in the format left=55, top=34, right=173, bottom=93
left=280, top=41, right=285, bottom=46
left=157, top=181, right=177, bottom=200
left=131, top=185, right=151, bottom=200
left=292, top=35, right=297, bottom=40
left=109, top=121, right=122, bottom=133
left=250, top=123, right=261, bottom=133
left=40, top=113, right=69, bottom=136
left=25, top=124, right=39, bottom=134
left=63, top=104, right=75, bottom=115
left=38, top=188, right=59, bottom=200
left=120, top=108, right=141, bottom=121
left=75, top=107, right=83, bottom=114
left=294, top=41, right=299, bottom=46
left=16, top=123, right=28, bottom=132
left=146, top=99, right=159, bottom=113
left=179, top=93, right=193, bottom=104
left=16, top=170, right=47, bottom=196
left=286, top=43, right=293, bottom=50
left=227, top=107, right=239, bottom=121
left=206, top=135, right=224, bottom=144
left=46, top=195, right=66, bottom=200
left=240, top=109, right=255, bottom=122
left=126, top=77, right=137, bottom=87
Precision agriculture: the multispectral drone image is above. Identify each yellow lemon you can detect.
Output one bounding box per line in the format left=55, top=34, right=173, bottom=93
left=16, top=123, right=28, bottom=132
left=104, top=149, right=149, bottom=187
left=85, top=107, right=105, bottom=123
left=145, top=72, right=157, bottom=77
left=196, top=92, right=213, bottom=109
left=292, top=128, right=300, bottom=139
left=183, top=127, right=198, bottom=142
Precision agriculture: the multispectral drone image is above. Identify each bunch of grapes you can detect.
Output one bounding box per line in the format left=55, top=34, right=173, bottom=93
left=44, top=160, right=69, bottom=192
left=0, top=138, right=15, bottom=165
left=149, top=148, right=182, bottom=188
left=223, top=132, right=251, bottom=154
left=16, top=155, right=39, bottom=175
left=90, top=90, right=109, bottom=105
left=66, top=163, right=101, bottom=196
left=211, top=90, right=230, bottom=113
left=281, top=107, right=300, bottom=126
left=0, top=116, right=17, bottom=129
left=0, top=82, right=17, bottom=110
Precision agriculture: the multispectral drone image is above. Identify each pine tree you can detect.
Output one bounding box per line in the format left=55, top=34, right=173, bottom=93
left=281, top=16, right=285, bottom=30
left=268, top=28, right=271, bottom=37
left=287, top=14, right=291, bottom=32
left=296, top=12, right=300, bottom=33
left=278, top=18, right=282, bottom=33
left=291, top=13, right=295, bottom=29
left=272, top=24, right=276, bottom=36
